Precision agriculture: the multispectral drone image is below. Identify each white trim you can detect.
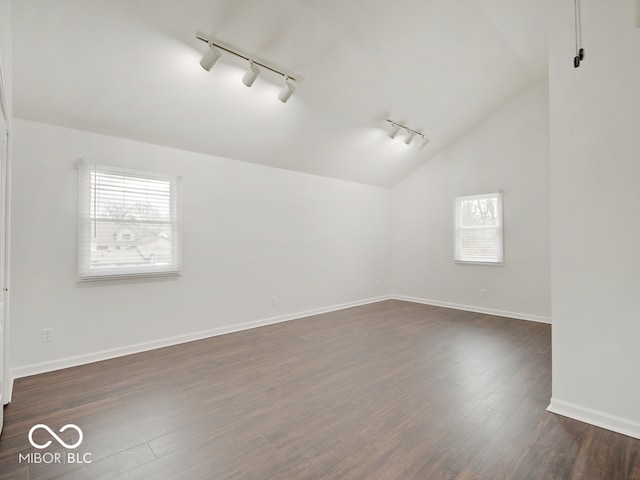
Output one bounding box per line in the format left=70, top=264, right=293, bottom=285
left=0, top=50, right=10, bottom=131
left=10, top=295, right=392, bottom=379
left=454, top=260, right=503, bottom=266
left=392, top=294, right=552, bottom=324
left=2, top=127, right=10, bottom=405
left=4, top=372, right=12, bottom=403
left=0, top=49, right=10, bottom=408
left=547, top=397, right=640, bottom=440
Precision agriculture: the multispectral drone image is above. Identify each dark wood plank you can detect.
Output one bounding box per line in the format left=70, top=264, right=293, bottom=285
left=453, top=468, right=490, bottom=480
left=0, top=300, right=638, bottom=479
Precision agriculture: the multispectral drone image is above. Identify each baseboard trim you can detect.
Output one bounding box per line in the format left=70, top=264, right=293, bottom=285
left=547, top=397, right=640, bottom=440
left=392, top=295, right=552, bottom=324
left=11, top=295, right=392, bottom=380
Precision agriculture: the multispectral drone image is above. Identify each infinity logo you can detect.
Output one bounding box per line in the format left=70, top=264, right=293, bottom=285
left=28, top=424, right=84, bottom=450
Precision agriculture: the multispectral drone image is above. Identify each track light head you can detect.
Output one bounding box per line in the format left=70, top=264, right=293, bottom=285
left=404, top=131, right=416, bottom=145
left=242, top=61, right=260, bottom=87
left=200, top=44, right=222, bottom=71
left=419, top=136, right=430, bottom=149
left=278, top=77, right=295, bottom=103
left=388, top=123, right=401, bottom=139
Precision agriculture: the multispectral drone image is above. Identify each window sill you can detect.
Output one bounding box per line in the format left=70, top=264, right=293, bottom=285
left=454, top=260, right=503, bottom=266
left=77, top=270, right=181, bottom=282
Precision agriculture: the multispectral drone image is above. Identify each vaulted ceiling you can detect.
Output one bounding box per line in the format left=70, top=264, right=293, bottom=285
left=12, top=0, right=548, bottom=187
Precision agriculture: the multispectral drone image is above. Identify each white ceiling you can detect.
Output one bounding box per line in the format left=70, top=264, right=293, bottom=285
left=11, top=0, right=548, bottom=187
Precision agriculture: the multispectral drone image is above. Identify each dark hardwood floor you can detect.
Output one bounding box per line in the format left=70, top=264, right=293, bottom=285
left=1, top=300, right=638, bottom=479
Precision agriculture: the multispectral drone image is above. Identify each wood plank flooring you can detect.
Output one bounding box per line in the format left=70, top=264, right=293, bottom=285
left=1, top=300, right=638, bottom=479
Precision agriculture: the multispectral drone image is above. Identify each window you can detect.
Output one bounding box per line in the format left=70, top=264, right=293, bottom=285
left=78, top=162, right=181, bottom=280
left=454, top=192, right=503, bottom=264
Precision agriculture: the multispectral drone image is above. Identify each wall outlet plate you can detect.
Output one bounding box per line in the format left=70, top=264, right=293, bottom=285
left=42, top=328, right=53, bottom=343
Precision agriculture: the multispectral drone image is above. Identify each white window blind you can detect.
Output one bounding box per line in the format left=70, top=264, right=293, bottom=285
left=78, top=162, right=181, bottom=280
left=454, top=192, right=503, bottom=265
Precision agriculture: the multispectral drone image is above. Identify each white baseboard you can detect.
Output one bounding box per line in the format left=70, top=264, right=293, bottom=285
left=392, top=294, right=552, bottom=324
left=547, top=397, right=640, bottom=440
left=10, top=295, right=392, bottom=380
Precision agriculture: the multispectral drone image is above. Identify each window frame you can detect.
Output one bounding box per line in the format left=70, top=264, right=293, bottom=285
left=77, top=161, right=181, bottom=281
left=454, top=192, right=503, bottom=266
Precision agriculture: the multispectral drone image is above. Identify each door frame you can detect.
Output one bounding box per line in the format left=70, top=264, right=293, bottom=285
left=0, top=47, right=12, bottom=406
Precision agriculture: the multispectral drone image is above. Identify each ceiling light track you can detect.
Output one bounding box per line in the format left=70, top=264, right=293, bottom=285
left=386, top=120, right=429, bottom=148
left=197, top=34, right=298, bottom=82
left=196, top=34, right=298, bottom=102
left=573, top=0, right=585, bottom=68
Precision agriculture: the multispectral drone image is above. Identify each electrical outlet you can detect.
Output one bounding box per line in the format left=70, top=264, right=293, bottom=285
left=271, top=296, right=278, bottom=306
left=42, top=328, right=53, bottom=343
left=479, top=289, right=487, bottom=298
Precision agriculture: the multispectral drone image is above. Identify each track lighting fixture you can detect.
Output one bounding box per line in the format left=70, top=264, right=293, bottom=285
left=278, top=77, right=295, bottom=103
left=573, top=0, right=585, bottom=68
left=196, top=33, right=299, bottom=102
left=404, top=132, right=415, bottom=145
left=388, top=123, right=401, bottom=139
left=242, top=61, right=260, bottom=87
left=386, top=120, right=429, bottom=149
left=200, top=44, right=222, bottom=71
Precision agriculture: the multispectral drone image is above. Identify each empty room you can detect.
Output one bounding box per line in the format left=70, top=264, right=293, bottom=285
left=0, top=0, right=639, bottom=479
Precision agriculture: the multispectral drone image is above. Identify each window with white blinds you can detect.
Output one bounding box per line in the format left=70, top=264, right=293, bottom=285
left=78, top=162, right=181, bottom=280
left=454, top=192, right=503, bottom=265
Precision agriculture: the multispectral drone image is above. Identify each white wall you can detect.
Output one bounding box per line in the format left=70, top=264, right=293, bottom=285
left=10, top=119, right=390, bottom=375
left=548, top=0, right=640, bottom=438
left=391, top=81, right=551, bottom=322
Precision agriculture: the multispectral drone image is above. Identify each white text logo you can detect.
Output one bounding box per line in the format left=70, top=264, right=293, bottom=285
left=28, top=424, right=84, bottom=450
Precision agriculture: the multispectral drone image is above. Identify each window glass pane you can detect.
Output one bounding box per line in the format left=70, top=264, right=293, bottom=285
left=458, top=197, right=499, bottom=227
left=91, top=172, right=171, bottom=222
left=458, top=228, right=499, bottom=260
left=90, top=222, right=174, bottom=269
